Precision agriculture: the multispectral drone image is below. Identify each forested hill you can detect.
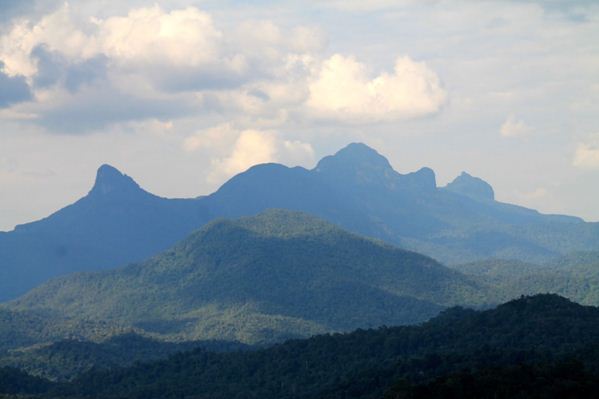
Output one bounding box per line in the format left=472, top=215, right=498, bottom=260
left=452, top=251, right=599, bottom=306
left=2, top=142, right=598, bottom=301
left=4, top=294, right=599, bottom=399
left=7, top=210, right=485, bottom=345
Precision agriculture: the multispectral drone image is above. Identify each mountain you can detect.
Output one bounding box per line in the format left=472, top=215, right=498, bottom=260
left=0, top=165, right=210, bottom=301
left=6, top=210, right=487, bottom=345
left=444, top=171, right=495, bottom=201
left=206, top=144, right=599, bottom=265
left=2, top=142, right=598, bottom=301
left=8, top=294, right=599, bottom=399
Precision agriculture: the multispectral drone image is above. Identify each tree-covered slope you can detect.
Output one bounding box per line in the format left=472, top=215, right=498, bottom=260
left=452, top=251, right=599, bottom=306
left=6, top=294, right=599, bottom=399
left=0, top=307, right=127, bottom=353
left=0, top=333, right=249, bottom=382
left=8, top=210, right=486, bottom=345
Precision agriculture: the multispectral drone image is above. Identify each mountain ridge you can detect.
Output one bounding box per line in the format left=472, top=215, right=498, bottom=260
left=1, top=142, right=597, bottom=301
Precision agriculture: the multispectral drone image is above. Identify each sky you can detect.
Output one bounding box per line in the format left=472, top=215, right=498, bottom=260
left=0, top=0, right=598, bottom=231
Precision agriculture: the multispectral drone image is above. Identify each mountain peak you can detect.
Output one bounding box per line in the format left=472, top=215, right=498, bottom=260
left=444, top=171, right=494, bottom=201
left=90, top=164, right=142, bottom=197
left=314, top=143, right=396, bottom=184
left=402, top=167, right=437, bottom=192
left=330, top=142, right=392, bottom=168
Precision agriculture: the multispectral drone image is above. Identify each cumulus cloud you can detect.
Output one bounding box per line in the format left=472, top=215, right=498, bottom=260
left=184, top=125, right=315, bottom=183
left=573, top=142, right=599, bottom=169
left=500, top=115, right=532, bottom=137
left=0, top=3, right=447, bottom=132
left=0, top=4, right=332, bottom=131
left=0, top=62, right=32, bottom=108
left=0, top=4, right=92, bottom=78
left=97, top=6, right=222, bottom=67
left=0, top=5, right=243, bottom=88
left=215, top=130, right=279, bottom=178
left=307, top=54, right=446, bottom=122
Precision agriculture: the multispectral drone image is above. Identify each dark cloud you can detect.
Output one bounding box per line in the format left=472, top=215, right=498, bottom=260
left=31, top=46, right=63, bottom=88
left=0, top=62, right=32, bottom=108
left=0, top=0, right=61, bottom=23
left=36, top=88, right=196, bottom=133
left=64, top=57, right=109, bottom=92
left=31, top=45, right=108, bottom=93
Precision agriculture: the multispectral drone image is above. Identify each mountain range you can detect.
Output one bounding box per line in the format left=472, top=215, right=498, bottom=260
left=2, top=142, right=598, bottom=301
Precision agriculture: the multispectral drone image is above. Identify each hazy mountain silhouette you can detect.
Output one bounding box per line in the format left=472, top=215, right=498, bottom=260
left=1, top=142, right=598, bottom=301
left=0, top=165, right=210, bottom=300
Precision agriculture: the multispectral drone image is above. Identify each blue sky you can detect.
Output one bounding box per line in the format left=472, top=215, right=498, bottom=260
left=1, top=0, right=598, bottom=230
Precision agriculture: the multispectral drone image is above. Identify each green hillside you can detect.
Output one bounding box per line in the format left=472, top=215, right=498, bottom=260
left=0, top=333, right=248, bottom=382
left=452, top=252, right=599, bottom=305
left=7, top=210, right=488, bottom=345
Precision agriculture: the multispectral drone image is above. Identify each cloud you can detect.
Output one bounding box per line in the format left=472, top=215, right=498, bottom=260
left=183, top=123, right=239, bottom=152
left=184, top=125, right=315, bottom=182
left=573, top=142, right=599, bottom=169
left=0, top=4, right=330, bottom=131
left=34, top=86, right=196, bottom=133
left=0, top=0, right=62, bottom=23
left=306, top=54, right=446, bottom=122
left=0, top=5, right=239, bottom=85
left=215, top=130, right=278, bottom=178
left=0, top=62, right=32, bottom=108
left=97, top=6, right=222, bottom=68
left=31, top=45, right=108, bottom=92
left=500, top=115, right=532, bottom=137
left=315, top=0, right=411, bottom=12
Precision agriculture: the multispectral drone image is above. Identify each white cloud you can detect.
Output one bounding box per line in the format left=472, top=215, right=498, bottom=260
left=0, top=5, right=225, bottom=75
left=500, top=115, right=532, bottom=137
left=282, top=140, right=316, bottom=165
left=183, top=123, right=238, bottom=152
left=185, top=126, right=315, bottom=183
left=215, top=129, right=278, bottom=178
left=307, top=54, right=446, bottom=122
left=98, top=6, right=222, bottom=68
left=0, top=5, right=92, bottom=77
left=573, top=142, right=599, bottom=169
left=0, top=4, right=331, bottom=130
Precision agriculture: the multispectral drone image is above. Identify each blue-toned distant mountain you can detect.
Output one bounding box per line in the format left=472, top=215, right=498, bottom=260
left=1, top=142, right=598, bottom=301
left=203, top=143, right=598, bottom=263
left=0, top=165, right=211, bottom=300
